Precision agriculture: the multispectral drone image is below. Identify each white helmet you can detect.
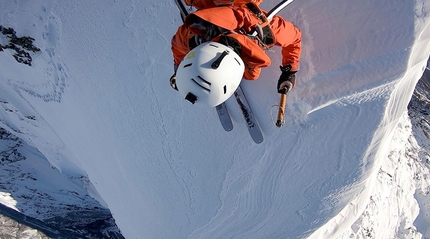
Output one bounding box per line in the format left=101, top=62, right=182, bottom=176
left=176, top=41, right=244, bottom=107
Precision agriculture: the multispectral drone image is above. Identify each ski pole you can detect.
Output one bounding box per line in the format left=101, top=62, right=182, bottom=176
left=275, top=89, right=287, bottom=128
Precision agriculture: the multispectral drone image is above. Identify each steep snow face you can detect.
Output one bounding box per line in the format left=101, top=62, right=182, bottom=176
left=332, top=110, right=430, bottom=239
left=0, top=0, right=429, bottom=239
left=331, top=69, right=430, bottom=239
left=410, top=68, right=430, bottom=238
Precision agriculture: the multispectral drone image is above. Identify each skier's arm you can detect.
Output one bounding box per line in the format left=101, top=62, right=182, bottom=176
left=270, top=16, right=302, bottom=72
left=171, top=24, right=191, bottom=69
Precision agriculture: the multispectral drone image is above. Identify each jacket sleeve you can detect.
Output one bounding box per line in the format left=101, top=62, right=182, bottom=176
left=171, top=24, right=191, bottom=69
left=270, top=15, right=302, bottom=72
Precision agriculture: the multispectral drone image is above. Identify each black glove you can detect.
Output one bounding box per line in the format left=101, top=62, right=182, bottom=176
left=170, top=72, right=178, bottom=91
left=277, top=65, right=296, bottom=94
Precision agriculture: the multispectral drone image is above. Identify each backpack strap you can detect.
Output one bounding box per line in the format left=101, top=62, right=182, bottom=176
left=241, top=2, right=275, bottom=48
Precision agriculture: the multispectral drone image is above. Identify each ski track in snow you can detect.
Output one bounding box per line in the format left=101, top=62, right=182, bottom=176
left=0, top=0, right=429, bottom=238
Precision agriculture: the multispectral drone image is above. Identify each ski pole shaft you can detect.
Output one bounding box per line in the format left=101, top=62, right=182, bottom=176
left=267, top=0, right=295, bottom=20
left=276, top=91, right=287, bottom=128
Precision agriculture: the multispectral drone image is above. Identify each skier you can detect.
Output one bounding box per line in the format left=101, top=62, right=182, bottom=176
left=170, top=0, right=302, bottom=106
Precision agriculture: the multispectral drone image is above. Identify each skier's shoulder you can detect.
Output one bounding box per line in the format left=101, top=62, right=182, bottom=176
left=184, top=0, right=263, bottom=10
left=183, top=0, right=266, bottom=30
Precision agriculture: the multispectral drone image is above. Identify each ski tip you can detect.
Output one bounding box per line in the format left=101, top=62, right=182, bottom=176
left=224, top=126, right=233, bottom=132
left=252, top=136, right=264, bottom=144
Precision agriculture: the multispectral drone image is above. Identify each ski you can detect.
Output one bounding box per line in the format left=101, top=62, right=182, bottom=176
left=234, top=85, right=264, bottom=144
left=216, top=103, right=233, bottom=131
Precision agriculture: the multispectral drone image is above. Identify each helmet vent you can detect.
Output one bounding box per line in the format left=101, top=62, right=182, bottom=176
left=209, top=43, right=219, bottom=48
left=183, top=63, right=193, bottom=68
left=234, top=58, right=241, bottom=65
left=197, top=75, right=211, bottom=86
left=223, top=85, right=227, bottom=94
left=211, top=50, right=229, bottom=69
left=191, top=76, right=211, bottom=92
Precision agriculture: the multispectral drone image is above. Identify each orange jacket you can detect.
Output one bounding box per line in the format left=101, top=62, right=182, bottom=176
left=171, top=5, right=302, bottom=80
left=184, top=0, right=264, bottom=9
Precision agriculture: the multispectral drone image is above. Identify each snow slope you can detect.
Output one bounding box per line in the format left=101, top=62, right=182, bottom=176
left=0, top=0, right=430, bottom=238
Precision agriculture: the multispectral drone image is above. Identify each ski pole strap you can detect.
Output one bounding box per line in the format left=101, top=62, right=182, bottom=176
left=276, top=91, right=287, bottom=128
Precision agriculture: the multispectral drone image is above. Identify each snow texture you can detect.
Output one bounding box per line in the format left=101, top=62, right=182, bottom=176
left=0, top=0, right=430, bottom=238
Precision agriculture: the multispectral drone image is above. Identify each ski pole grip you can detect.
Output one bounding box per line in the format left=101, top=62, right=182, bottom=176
left=276, top=90, right=287, bottom=128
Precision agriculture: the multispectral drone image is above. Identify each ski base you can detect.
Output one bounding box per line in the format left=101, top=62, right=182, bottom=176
left=215, top=86, right=264, bottom=144
left=234, top=86, right=264, bottom=144
left=216, top=103, right=233, bottom=131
